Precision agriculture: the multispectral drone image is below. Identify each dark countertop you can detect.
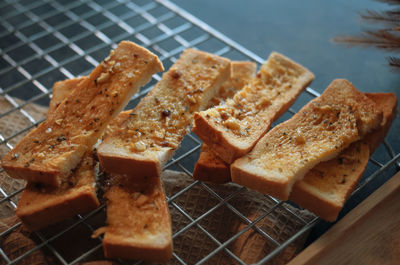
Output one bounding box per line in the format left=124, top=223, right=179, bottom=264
left=171, top=0, right=400, bottom=244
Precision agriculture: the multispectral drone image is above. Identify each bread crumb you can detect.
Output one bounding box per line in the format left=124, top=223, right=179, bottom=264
left=97, top=72, right=110, bottom=84
left=224, top=117, right=241, bottom=131
left=188, top=95, right=197, bottom=104
left=133, top=141, right=146, bottom=152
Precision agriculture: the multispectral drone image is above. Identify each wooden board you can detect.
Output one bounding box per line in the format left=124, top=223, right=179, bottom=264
left=287, top=171, right=400, bottom=265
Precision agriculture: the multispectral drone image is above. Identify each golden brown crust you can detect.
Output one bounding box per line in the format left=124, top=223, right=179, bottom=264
left=290, top=141, right=370, bottom=222
left=96, top=176, right=172, bottom=263
left=103, top=237, right=172, bottom=263
left=290, top=184, right=342, bottom=222
left=231, top=79, right=383, bottom=200
left=208, top=61, right=256, bottom=107
left=193, top=52, right=315, bottom=163
left=319, top=80, right=383, bottom=136
left=1, top=164, right=61, bottom=187
left=16, top=152, right=99, bottom=230
left=18, top=186, right=99, bottom=231
left=98, top=152, right=162, bottom=179
left=48, top=77, right=86, bottom=117
left=1, top=41, right=163, bottom=186
left=364, top=93, right=398, bottom=153
left=193, top=145, right=231, bottom=183
left=289, top=92, right=397, bottom=221
left=231, top=159, right=290, bottom=200
left=100, top=112, right=173, bottom=262
left=98, top=48, right=231, bottom=178
left=192, top=118, right=240, bottom=163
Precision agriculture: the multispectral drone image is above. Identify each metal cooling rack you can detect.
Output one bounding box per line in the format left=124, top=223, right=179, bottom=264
left=0, top=0, right=399, bottom=264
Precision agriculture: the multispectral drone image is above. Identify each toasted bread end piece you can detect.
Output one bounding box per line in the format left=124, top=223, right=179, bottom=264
left=1, top=162, right=60, bottom=187
left=100, top=176, right=173, bottom=263
left=193, top=146, right=231, bottom=184
left=269, top=51, right=315, bottom=82
left=231, top=79, right=384, bottom=201
left=103, top=235, right=173, bottom=263
left=231, top=160, right=290, bottom=200
left=98, top=151, right=163, bottom=178
left=17, top=184, right=99, bottom=231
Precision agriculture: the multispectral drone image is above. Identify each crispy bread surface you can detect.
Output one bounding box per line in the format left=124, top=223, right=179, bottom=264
left=289, top=92, right=397, bottom=221
left=193, top=52, right=314, bottom=163
left=231, top=79, right=383, bottom=200
left=48, top=77, right=86, bottom=118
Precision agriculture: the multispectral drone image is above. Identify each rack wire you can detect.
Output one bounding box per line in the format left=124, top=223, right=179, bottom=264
left=0, top=0, right=399, bottom=264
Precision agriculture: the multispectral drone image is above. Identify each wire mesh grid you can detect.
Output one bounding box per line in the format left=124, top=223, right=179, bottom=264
left=0, top=0, right=399, bottom=264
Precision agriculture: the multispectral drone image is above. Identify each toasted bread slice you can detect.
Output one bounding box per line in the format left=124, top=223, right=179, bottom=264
left=47, top=77, right=172, bottom=256
left=193, top=61, right=256, bottom=183
left=289, top=93, right=397, bottom=221
left=231, top=79, right=383, bottom=200
left=16, top=78, right=99, bottom=231
left=193, top=52, right=314, bottom=164
left=1, top=41, right=163, bottom=186
left=99, top=111, right=172, bottom=262
left=98, top=49, right=230, bottom=178
left=16, top=152, right=99, bottom=230
left=193, top=93, right=398, bottom=186
left=93, top=175, right=172, bottom=263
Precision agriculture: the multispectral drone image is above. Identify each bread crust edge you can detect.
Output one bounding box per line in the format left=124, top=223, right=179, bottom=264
left=193, top=149, right=231, bottom=184
left=230, top=162, right=290, bottom=200
left=98, top=152, right=162, bottom=178
left=103, top=235, right=173, bottom=263
left=193, top=115, right=247, bottom=164
left=16, top=185, right=100, bottom=231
